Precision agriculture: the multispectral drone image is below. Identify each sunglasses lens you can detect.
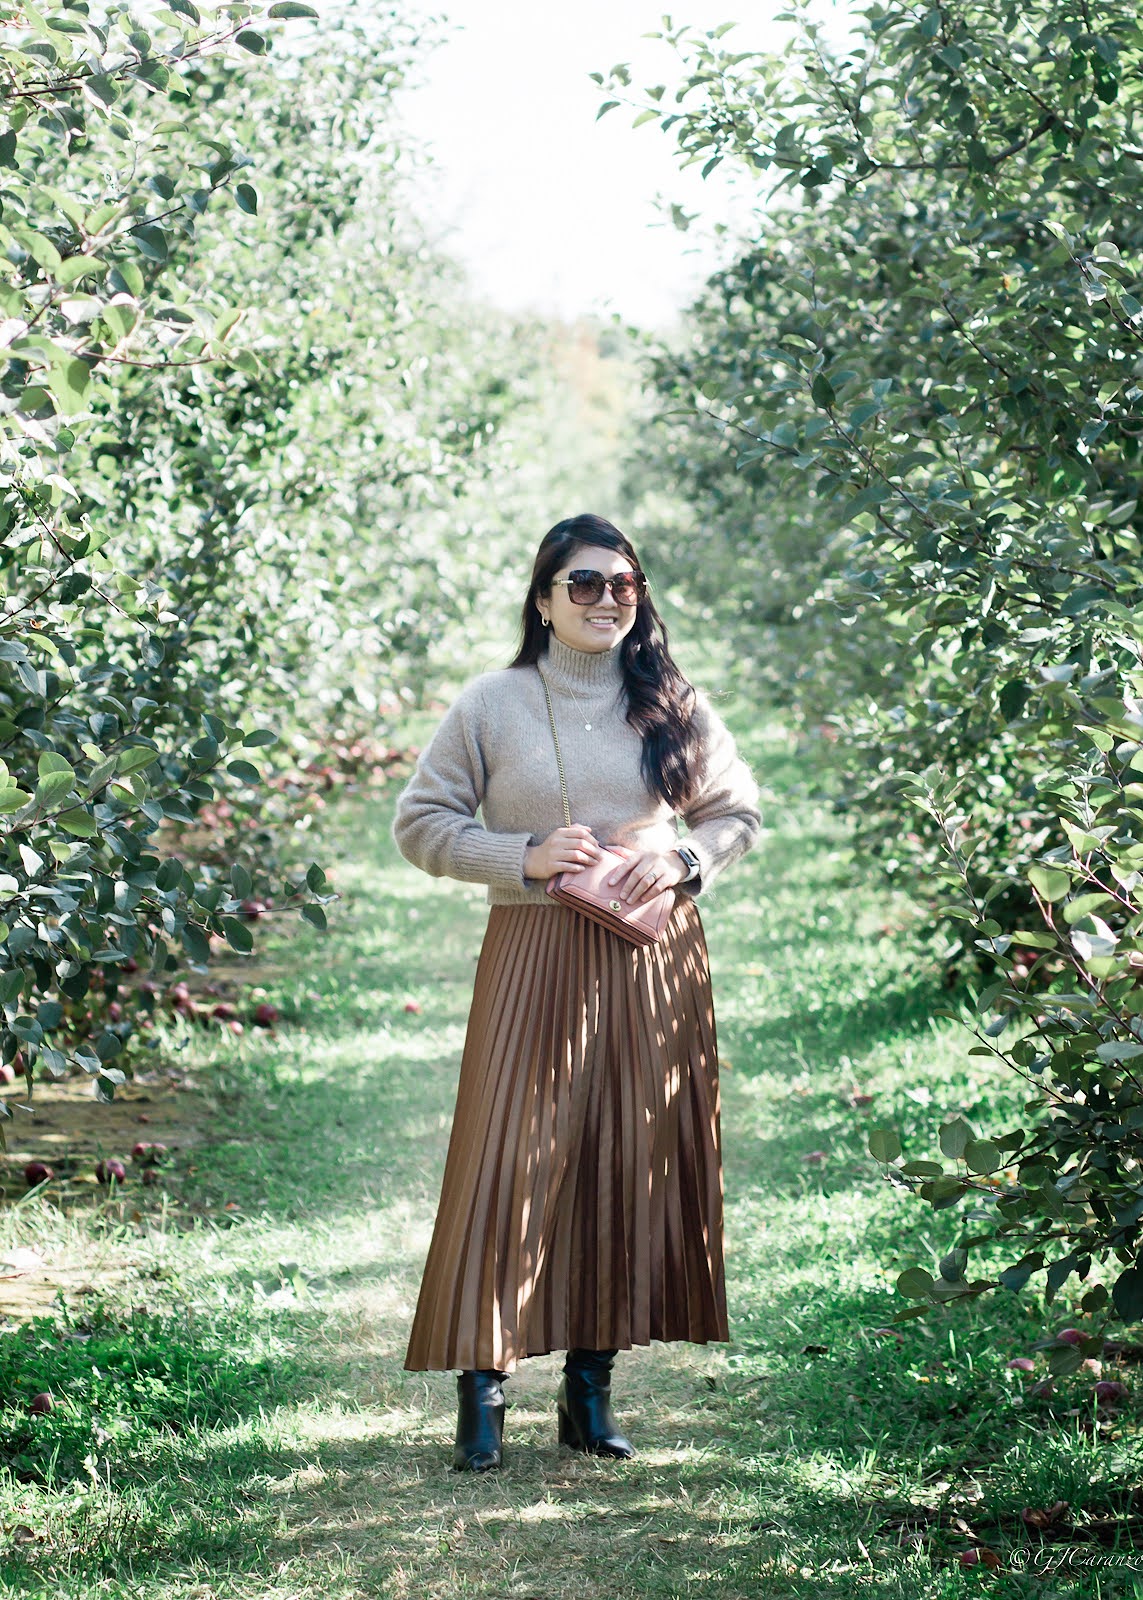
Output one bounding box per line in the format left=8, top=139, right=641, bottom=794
left=611, top=574, right=643, bottom=605
left=568, top=571, right=606, bottom=604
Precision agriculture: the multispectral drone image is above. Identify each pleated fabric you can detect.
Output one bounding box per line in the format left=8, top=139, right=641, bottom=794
left=403, top=896, right=728, bottom=1373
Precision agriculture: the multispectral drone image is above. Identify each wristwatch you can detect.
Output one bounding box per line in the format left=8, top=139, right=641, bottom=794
left=674, top=843, right=701, bottom=883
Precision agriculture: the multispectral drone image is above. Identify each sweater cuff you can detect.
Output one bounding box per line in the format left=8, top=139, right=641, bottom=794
left=451, top=828, right=532, bottom=894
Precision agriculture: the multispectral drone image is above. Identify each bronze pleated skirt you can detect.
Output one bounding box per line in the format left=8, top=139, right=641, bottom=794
left=403, top=896, right=728, bottom=1372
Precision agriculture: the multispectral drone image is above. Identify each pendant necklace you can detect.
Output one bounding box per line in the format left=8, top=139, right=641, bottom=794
left=542, top=664, right=597, bottom=731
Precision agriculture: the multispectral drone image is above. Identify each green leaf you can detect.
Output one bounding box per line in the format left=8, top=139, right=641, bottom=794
left=47, top=358, right=91, bottom=415
left=811, top=373, right=836, bottom=408
left=84, top=72, right=118, bottom=106
left=1028, top=866, right=1071, bottom=902
left=235, top=183, right=258, bottom=215
left=0, top=787, right=32, bottom=814
left=300, top=903, right=327, bottom=932
left=130, top=224, right=168, bottom=262
left=181, top=922, right=211, bottom=965
left=1063, top=892, right=1117, bottom=924
left=267, top=2, right=318, bottom=15
left=231, top=863, right=253, bottom=900
left=896, top=1267, right=934, bottom=1298
left=35, top=768, right=75, bottom=806
left=1113, top=1266, right=1143, bottom=1322
left=964, top=1138, right=1001, bottom=1174
left=222, top=916, right=254, bottom=953
left=57, top=255, right=108, bottom=286
left=305, top=862, right=326, bottom=892
left=868, top=1127, right=901, bottom=1163
left=155, top=858, right=184, bottom=893
left=116, top=746, right=159, bottom=776
left=57, top=807, right=98, bottom=837
left=226, top=760, right=261, bottom=785
left=939, top=1117, right=974, bottom=1160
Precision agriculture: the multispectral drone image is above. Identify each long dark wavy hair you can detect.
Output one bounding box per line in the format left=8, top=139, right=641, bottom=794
left=509, top=514, right=702, bottom=810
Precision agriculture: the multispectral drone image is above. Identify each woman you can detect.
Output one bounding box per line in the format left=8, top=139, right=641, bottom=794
left=393, top=513, right=760, bottom=1472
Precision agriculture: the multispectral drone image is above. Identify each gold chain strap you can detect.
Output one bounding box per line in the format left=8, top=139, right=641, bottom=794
left=537, top=669, right=573, bottom=830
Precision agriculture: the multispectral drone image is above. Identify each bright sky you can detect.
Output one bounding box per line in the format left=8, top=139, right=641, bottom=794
left=397, top=3, right=824, bottom=328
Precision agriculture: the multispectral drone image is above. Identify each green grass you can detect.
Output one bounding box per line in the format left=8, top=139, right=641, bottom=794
left=1, top=712, right=1141, bottom=1598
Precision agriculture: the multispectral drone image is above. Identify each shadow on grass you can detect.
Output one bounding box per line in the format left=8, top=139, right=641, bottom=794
left=726, top=968, right=953, bottom=1081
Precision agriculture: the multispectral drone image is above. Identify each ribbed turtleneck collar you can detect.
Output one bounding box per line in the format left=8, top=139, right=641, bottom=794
left=541, top=633, right=625, bottom=694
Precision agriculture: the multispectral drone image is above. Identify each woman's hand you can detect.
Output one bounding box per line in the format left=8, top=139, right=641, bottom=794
left=524, top=825, right=602, bottom=882
left=605, top=846, right=687, bottom=905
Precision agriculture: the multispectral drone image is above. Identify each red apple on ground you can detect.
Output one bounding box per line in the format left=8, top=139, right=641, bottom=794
left=1094, top=1380, right=1128, bottom=1404
left=1056, top=1327, right=1083, bottom=1345
left=94, top=1158, right=127, bottom=1185
left=211, top=1003, right=238, bottom=1021
left=253, top=1003, right=278, bottom=1027
left=23, top=1161, right=54, bottom=1186
left=227, top=1019, right=244, bottom=1036
left=28, top=1392, right=53, bottom=1416
left=1007, top=1357, right=1035, bottom=1372
left=141, top=1167, right=161, bottom=1186
left=404, top=1000, right=422, bottom=1014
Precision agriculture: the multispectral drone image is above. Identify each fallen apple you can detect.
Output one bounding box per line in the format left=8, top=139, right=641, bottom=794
left=1094, top=1380, right=1128, bottom=1404
left=28, top=1392, right=53, bottom=1416
left=23, top=1161, right=54, bottom=1186
left=1056, top=1327, right=1084, bottom=1345
left=94, top=1158, right=127, bottom=1185
left=403, top=1000, right=422, bottom=1014
left=1007, top=1357, right=1035, bottom=1372
left=253, top=1003, right=278, bottom=1027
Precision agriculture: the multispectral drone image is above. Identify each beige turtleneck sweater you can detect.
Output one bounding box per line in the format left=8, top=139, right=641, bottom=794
left=392, top=634, right=761, bottom=906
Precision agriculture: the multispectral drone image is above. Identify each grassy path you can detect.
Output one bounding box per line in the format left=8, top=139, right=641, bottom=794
left=1, top=718, right=1140, bottom=1598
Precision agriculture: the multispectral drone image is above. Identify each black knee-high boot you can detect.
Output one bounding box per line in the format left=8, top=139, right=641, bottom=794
left=453, top=1368, right=508, bottom=1472
left=557, top=1347, right=635, bottom=1458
